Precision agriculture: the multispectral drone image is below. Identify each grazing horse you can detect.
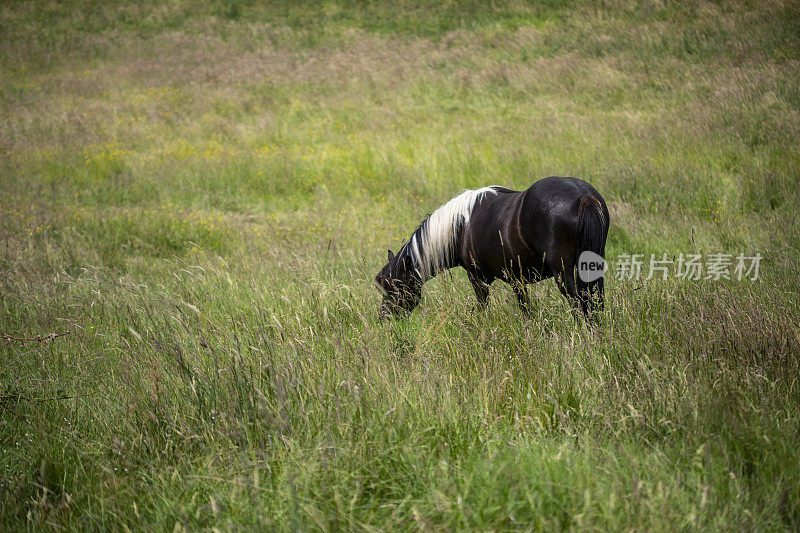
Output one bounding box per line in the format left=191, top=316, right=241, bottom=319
left=374, top=176, right=609, bottom=323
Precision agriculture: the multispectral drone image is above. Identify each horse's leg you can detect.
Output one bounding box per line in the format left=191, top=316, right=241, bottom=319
left=468, top=272, right=490, bottom=310
left=555, top=271, right=585, bottom=321
left=586, top=276, right=604, bottom=326
left=513, top=282, right=531, bottom=316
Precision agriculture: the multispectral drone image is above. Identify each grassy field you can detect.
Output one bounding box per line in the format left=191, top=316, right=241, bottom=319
left=2, top=0, right=800, bottom=529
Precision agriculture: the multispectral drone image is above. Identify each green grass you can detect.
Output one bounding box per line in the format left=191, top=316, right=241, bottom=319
left=2, top=0, right=800, bottom=530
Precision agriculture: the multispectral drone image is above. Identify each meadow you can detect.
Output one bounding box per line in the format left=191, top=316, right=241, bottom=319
left=1, top=0, right=799, bottom=529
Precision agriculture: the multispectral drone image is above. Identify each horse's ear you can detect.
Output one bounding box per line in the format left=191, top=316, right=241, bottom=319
left=387, top=249, right=395, bottom=262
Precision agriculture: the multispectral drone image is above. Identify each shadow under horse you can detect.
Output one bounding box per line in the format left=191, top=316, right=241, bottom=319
left=374, top=176, right=610, bottom=324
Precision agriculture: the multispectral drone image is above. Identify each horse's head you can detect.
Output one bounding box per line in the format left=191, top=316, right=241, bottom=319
left=375, top=249, right=422, bottom=319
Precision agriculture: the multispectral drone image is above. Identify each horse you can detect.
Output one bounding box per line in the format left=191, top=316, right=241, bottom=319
left=374, top=176, right=609, bottom=323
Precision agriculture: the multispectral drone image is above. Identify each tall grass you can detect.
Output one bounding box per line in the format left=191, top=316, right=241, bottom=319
left=1, top=0, right=799, bottom=530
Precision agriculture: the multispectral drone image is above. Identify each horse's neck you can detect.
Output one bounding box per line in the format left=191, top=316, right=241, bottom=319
left=414, top=240, right=460, bottom=283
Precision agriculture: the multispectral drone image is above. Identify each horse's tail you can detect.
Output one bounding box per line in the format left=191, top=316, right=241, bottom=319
left=575, top=196, right=607, bottom=322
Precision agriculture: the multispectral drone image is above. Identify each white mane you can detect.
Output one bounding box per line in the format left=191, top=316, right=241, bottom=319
left=404, top=186, right=498, bottom=280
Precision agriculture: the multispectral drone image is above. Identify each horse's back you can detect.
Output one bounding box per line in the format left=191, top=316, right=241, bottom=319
left=518, top=177, right=608, bottom=272
left=526, top=176, right=605, bottom=210
left=520, top=177, right=608, bottom=234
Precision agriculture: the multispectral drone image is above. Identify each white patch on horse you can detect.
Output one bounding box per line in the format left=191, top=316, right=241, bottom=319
left=415, top=186, right=498, bottom=279
left=409, top=234, right=421, bottom=266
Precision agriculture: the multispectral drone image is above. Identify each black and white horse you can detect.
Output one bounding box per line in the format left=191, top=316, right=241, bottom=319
left=375, top=176, right=609, bottom=323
